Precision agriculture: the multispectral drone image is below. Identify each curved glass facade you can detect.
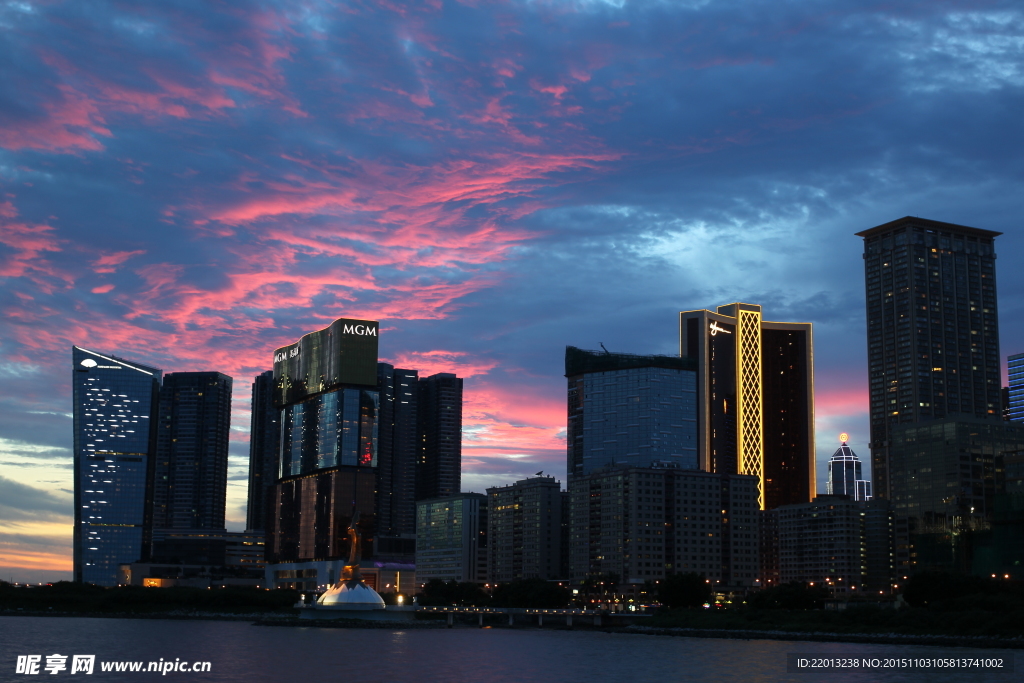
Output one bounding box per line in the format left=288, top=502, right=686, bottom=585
left=279, top=387, right=379, bottom=478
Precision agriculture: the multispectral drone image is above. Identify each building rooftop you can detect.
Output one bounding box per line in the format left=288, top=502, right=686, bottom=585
left=564, top=345, right=696, bottom=377
left=855, top=216, right=1002, bottom=240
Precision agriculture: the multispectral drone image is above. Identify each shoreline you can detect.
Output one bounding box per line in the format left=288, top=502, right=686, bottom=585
left=624, top=625, right=1024, bottom=649
left=3, top=610, right=1023, bottom=648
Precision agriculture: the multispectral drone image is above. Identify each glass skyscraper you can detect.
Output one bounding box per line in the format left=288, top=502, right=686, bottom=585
left=72, top=346, right=161, bottom=586
left=1008, top=353, right=1024, bottom=423
left=565, top=346, right=699, bottom=477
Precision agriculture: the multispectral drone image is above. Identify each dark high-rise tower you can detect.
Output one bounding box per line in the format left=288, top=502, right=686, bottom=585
left=376, top=363, right=419, bottom=536
left=416, top=373, right=463, bottom=500
left=246, top=370, right=279, bottom=532
left=153, top=372, right=233, bottom=531
left=680, top=303, right=815, bottom=510
left=856, top=217, right=1002, bottom=500
left=72, top=346, right=161, bottom=586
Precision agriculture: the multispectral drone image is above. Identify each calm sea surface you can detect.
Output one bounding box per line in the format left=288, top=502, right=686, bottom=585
left=0, top=616, right=1017, bottom=683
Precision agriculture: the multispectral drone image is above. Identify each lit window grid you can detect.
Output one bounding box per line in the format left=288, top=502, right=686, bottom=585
left=73, top=349, right=160, bottom=586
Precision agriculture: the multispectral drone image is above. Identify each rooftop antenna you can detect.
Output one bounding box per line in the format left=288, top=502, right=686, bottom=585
left=599, top=342, right=610, bottom=354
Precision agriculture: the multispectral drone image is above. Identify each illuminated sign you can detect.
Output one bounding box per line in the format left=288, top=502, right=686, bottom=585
left=343, top=323, right=376, bottom=336
left=273, top=317, right=380, bottom=406
left=80, top=359, right=98, bottom=368
left=839, top=433, right=849, bottom=443
left=709, top=321, right=732, bottom=336
left=273, top=346, right=300, bottom=364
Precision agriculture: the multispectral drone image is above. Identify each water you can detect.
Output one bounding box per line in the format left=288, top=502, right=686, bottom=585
left=0, top=616, right=1016, bottom=682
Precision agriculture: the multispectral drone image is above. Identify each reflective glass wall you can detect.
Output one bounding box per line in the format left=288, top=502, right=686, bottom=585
left=279, top=387, right=379, bottom=477
left=579, top=366, right=698, bottom=473
left=72, top=346, right=161, bottom=586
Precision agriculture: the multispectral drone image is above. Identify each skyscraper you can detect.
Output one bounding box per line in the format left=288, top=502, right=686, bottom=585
left=377, top=363, right=419, bottom=537
left=1008, top=353, right=1024, bottom=423
left=680, top=303, right=814, bottom=510
left=152, top=372, right=233, bottom=531
left=826, top=435, right=872, bottom=501
left=72, top=346, right=161, bottom=586
left=246, top=370, right=279, bottom=533
left=856, top=217, right=1002, bottom=500
left=416, top=373, right=463, bottom=500
left=564, top=346, right=698, bottom=478
left=264, top=318, right=381, bottom=588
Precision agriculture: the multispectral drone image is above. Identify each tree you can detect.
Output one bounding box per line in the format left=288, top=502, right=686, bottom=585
left=658, top=572, right=712, bottom=609
left=490, top=579, right=571, bottom=608
left=416, top=579, right=489, bottom=606
left=747, top=582, right=830, bottom=610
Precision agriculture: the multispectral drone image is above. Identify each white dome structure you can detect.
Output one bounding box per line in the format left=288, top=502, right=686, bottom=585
left=317, top=579, right=386, bottom=610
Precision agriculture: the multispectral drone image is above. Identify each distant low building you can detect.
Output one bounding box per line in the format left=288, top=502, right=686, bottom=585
left=773, top=494, right=894, bottom=596
left=416, top=493, right=487, bottom=584
left=826, top=438, right=872, bottom=501
left=569, top=465, right=760, bottom=589
left=120, top=529, right=265, bottom=588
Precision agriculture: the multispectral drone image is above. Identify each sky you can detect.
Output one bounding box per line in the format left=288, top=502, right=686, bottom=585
left=1, top=0, right=1023, bottom=583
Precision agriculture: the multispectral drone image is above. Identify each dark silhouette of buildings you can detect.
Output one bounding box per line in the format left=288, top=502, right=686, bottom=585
left=152, top=372, right=233, bottom=531
left=772, top=494, right=894, bottom=595
left=246, top=370, right=279, bottom=533
left=72, top=346, right=162, bottom=586
left=376, top=363, right=419, bottom=538
left=416, top=373, right=463, bottom=500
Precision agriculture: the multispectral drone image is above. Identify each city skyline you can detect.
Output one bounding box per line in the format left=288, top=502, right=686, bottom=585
left=3, top=1, right=1024, bottom=583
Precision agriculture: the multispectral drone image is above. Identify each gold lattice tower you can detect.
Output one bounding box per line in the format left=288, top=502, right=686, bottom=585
left=735, top=308, right=764, bottom=509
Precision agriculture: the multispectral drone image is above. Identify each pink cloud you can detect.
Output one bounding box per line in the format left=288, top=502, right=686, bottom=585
left=92, top=250, right=145, bottom=273
left=382, top=350, right=498, bottom=378
left=815, top=386, right=868, bottom=418
left=0, top=202, right=69, bottom=291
